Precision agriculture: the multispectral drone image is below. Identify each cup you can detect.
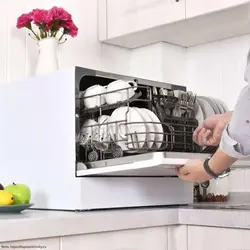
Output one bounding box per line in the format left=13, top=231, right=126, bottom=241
left=105, top=79, right=137, bottom=105
left=82, top=85, right=106, bottom=109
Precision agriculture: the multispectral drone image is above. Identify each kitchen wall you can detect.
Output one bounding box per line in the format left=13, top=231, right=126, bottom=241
left=129, top=42, right=186, bottom=86
left=0, top=0, right=187, bottom=87
left=186, top=34, right=250, bottom=110
left=0, top=0, right=132, bottom=84
left=129, top=34, right=250, bottom=111
left=185, top=34, right=250, bottom=192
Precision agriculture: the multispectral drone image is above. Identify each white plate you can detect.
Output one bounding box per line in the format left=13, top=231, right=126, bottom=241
left=97, top=115, right=111, bottom=150
left=211, top=98, right=225, bottom=113
left=199, top=96, right=220, bottom=114
left=98, top=115, right=110, bottom=124
left=134, top=108, right=155, bottom=149
left=210, top=97, right=224, bottom=114
left=197, top=98, right=215, bottom=120
left=192, top=101, right=204, bottom=126
left=109, top=107, right=146, bottom=151
left=80, top=119, right=98, bottom=145
left=142, top=108, right=164, bottom=149
left=220, top=101, right=229, bottom=112
left=215, top=98, right=229, bottom=113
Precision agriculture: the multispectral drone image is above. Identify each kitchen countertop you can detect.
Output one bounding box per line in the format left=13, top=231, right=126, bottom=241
left=2, top=193, right=250, bottom=243
left=0, top=207, right=178, bottom=242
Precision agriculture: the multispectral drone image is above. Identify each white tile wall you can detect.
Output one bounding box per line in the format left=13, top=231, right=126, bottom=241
left=229, top=169, right=246, bottom=192
left=162, top=42, right=186, bottom=86
left=129, top=43, right=165, bottom=81
left=186, top=35, right=250, bottom=110
left=1, top=0, right=132, bottom=84
left=244, top=169, right=250, bottom=192
left=129, top=42, right=186, bottom=85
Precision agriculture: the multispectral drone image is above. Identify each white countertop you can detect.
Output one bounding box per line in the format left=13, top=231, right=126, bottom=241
left=2, top=205, right=250, bottom=243
left=0, top=208, right=177, bottom=242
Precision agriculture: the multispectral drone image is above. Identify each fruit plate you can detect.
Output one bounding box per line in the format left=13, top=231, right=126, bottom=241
left=0, top=203, right=34, bottom=213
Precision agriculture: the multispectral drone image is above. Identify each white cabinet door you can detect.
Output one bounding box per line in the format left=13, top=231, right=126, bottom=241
left=1, top=238, right=59, bottom=250
left=186, top=0, right=249, bottom=18
left=168, top=225, right=188, bottom=250
left=61, top=227, right=168, bottom=250
left=106, top=0, right=185, bottom=38
left=188, top=225, right=244, bottom=250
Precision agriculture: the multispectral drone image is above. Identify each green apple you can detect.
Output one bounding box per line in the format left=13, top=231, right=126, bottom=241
left=4, top=182, right=31, bottom=205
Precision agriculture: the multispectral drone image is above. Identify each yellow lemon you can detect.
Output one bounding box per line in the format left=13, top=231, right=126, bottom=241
left=0, top=190, right=14, bottom=205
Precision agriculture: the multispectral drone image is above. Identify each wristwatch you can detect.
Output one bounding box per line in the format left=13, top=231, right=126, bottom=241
left=203, top=157, right=231, bottom=179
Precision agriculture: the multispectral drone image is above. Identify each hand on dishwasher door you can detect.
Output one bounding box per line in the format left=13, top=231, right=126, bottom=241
left=175, top=159, right=212, bottom=182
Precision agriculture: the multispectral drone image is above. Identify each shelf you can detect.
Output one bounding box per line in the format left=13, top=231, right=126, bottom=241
left=100, top=2, right=250, bottom=49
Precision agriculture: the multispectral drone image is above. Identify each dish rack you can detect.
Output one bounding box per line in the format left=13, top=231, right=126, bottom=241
left=76, top=81, right=217, bottom=166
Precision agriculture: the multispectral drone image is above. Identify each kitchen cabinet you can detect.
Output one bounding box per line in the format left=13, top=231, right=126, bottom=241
left=168, top=225, right=188, bottom=250
left=104, top=0, right=185, bottom=39
left=0, top=237, right=59, bottom=250
left=61, top=227, right=168, bottom=250
left=99, top=0, right=250, bottom=48
left=186, top=0, right=248, bottom=18
left=188, top=225, right=250, bottom=250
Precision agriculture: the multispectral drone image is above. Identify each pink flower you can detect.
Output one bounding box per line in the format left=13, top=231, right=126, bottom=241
left=49, top=6, right=71, bottom=22
left=16, top=13, right=32, bottom=29
left=16, top=7, right=78, bottom=41
left=31, top=9, right=53, bottom=25
left=63, top=20, right=78, bottom=37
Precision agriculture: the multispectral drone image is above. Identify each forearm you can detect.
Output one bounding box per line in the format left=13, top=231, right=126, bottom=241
left=223, top=111, right=233, bottom=124
left=209, top=149, right=238, bottom=174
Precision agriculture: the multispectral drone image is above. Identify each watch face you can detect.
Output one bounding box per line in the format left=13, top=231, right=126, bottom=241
left=201, top=180, right=210, bottom=188
left=218, top=168, right=231, bottom=179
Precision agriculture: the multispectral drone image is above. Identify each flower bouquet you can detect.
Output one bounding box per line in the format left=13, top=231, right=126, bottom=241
left=16, top=6, right=78, bottom=75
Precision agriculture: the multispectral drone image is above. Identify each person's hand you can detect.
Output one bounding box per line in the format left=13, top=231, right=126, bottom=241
left=193, top=113, right=229, bottom=147
left=176, top=159, right=212, bottom=182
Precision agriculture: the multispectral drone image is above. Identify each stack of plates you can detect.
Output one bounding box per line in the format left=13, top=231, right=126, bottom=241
left=193, top=96, right=229, bottom=126
left=80, top=107, right=165, bottom=152
left=109, top=107, right=164, bottom=152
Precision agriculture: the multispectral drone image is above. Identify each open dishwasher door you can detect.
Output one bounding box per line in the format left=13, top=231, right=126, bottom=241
left=76, top=152, right=210, bottom=177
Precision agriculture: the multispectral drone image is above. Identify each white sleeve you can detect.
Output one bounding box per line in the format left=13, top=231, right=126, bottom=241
left=220, top=45, right=250, bottom=158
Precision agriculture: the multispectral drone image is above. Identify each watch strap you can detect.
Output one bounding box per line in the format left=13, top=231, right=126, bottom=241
left=203, top=158, right=220, bottom=179
left=203, top=158, right=231, bottom=179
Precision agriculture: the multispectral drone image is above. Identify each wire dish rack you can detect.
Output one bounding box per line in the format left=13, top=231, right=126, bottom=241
left=75, top=83, right=216, bottom=164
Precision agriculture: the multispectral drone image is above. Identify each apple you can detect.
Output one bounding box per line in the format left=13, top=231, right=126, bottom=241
left=4, top=182, right=31, bottom=205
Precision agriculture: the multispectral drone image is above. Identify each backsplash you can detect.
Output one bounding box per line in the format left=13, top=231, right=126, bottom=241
left=230, top=169, right=250, bottom=192
left=129, top=34, right=250, bottom=111
left=186, top=34, right=250, bottom=110
left=129, top=42, right=186, bottom=86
